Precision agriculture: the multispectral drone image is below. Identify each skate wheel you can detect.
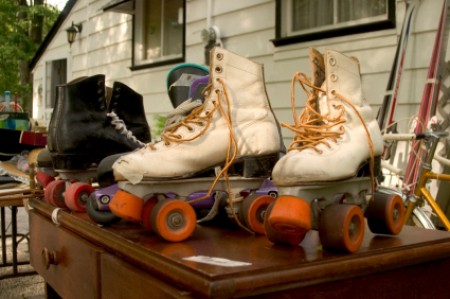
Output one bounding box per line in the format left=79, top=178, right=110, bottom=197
left=319, top=204, right=365, bottom=253
left=109, top=189, right=145, bottom=222
left=64, top=182, right=95, bottom=212
left=86, top=193, right=121, bottom=226
left=44, top=180, right=67, bottom=208
left=141, top=196, right=158, bottom=231
left=241, top=194, right=275, bottom=234
left=366, top=193, right=405, bottom=235
left=36, top=171, right=55, bottom=188
left=151, top=199, right=197, bottom=242
left=264, top=202, right=306, bottom=246
left=267, top=195, right=311, bottom=235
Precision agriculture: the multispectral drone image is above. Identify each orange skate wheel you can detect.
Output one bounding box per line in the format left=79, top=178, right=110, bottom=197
left=268, top=195, right=312, bottom=235
left=36, top=171, right=55, bottom=188
left=44, top=180, right=67, bottom=208
left=141, top=196, right=158, bottom=231
left=64, top=182, right=95, bottom=212
left=366, top=193, right=405, bottom=235
left=151, top=199, right=197, bottom=242
left=109, top=189, right=145, bottom=222
left=319, top=204, right=365, bottom=253
left=264, top=202, right=306, bottom=246
left=242, top=194, right=275, bottom=234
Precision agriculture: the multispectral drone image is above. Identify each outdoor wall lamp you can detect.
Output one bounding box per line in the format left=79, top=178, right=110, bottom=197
left=66, top=21, right=82, bottom=46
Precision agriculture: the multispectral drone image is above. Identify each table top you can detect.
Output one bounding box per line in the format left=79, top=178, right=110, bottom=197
left=29, top=197, right=450, bottom=298
left=0, top=185, right=39, bottom=207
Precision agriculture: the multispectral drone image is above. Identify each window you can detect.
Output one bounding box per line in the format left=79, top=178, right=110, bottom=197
left=273, top=0, right=395, bottom=46
left=44, top=59, right=67, bottom=121
left=132, top=0, right=185, bottom=69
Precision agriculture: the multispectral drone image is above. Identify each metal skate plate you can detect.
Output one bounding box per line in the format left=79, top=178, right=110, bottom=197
left=278, top=177, right=372, bottom=230
left=118, top=177, right=266, bottom=200
left=277, top=177, right=372, bottom=210
left=56, top=168, right=97, bottom=182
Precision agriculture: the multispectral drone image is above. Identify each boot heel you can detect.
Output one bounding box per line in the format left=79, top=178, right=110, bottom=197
left=242, top=154, right=279, bottom=178
left=357, top=155, right=381, bottom=178
left=52, top=154, right=95, bottom=171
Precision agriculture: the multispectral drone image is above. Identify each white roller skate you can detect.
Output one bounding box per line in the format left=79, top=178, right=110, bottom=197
left=266, top=48, right=405, bottom=252
left=110, top=47, right=284, bottom=242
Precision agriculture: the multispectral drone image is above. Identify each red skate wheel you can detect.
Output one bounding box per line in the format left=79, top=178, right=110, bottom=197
left=242, top=194, right=275, bottom=234
left=366, top=193, right=405, bottom=235
left=264, top=202, right=306, bottom=246
left=44, top=180, right=67, bottom=208
left=151, top=199, right=197, bottom=242
left=141, top=196, right=158, bottom=231
left=268, top=195, right=312, bottom=235
left=109, top=189, right=145, bottom=222
left=319, top=204, right=365, bottom=253
left=36, top=171, right=55, bottom=188
left=64, top=182, right=95, bottom=212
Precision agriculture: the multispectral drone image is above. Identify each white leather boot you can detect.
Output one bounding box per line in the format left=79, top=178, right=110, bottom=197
left=113, top=47, right=282, bottom=184
left=272, top=48, right=383, bottom=186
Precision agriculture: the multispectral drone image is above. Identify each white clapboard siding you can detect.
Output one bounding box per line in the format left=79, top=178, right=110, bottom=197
left=31, top=0, right=449, bottom=147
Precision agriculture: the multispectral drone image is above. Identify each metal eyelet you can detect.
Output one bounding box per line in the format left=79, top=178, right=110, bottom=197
left=215, top=66, right=223, bottom=73
left=329, top=57, right=336, bottom=66
left=216, top=53, right=224, bottom=60
left=330, top=73, right=338, bottom=82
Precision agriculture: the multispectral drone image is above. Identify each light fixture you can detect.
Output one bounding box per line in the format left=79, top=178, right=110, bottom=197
left=66, top=21, right=82, bottom=46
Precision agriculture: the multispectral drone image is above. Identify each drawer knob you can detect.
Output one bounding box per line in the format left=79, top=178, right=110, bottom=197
left=42, top=248, right=58, bottom=269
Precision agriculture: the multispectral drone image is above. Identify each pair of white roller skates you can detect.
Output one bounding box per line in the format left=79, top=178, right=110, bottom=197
left=107, top=47, right=405, bottom=252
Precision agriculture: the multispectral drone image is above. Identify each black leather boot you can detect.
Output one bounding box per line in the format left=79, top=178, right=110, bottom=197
left=47, top=74, right=150, bottom=172
left=108, top=81, right=151, bottom=143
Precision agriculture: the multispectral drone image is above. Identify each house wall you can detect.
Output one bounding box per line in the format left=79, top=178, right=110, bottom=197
left=31, top=0, right=450, bottom=172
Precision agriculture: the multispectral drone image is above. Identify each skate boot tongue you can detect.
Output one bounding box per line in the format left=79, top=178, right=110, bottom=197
left=309, top=48, right=325, bottom=87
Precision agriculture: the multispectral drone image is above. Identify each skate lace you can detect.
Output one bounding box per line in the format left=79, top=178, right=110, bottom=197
left=283, top=72, right=376, bottom=192
left=107, top=111, right=145, bottom=147
left=283, top=72, right=346, bottom=153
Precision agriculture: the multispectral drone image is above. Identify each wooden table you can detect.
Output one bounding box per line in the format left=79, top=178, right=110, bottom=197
left=29, top=197, right=450, bottom=298
left=0, top=187, right=40, bottom=278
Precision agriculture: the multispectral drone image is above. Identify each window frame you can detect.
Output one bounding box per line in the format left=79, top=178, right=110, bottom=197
left=130, top=0, right=186, bottom=71
left=272, top=0, right=396, bottom=47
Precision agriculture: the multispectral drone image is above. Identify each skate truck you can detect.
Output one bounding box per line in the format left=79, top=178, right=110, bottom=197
left=109, top=176, right=277, bottom=242
left=86, top=179, right=278, bottom=228
left=265, top=173, right=406, bottom=253
left=381, top=131, right=450, bottom=230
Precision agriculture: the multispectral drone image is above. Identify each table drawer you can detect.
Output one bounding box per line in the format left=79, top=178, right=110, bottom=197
left=101, top=254, right=193, bottom=299
left=29, top=211, right=101, bottom=299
